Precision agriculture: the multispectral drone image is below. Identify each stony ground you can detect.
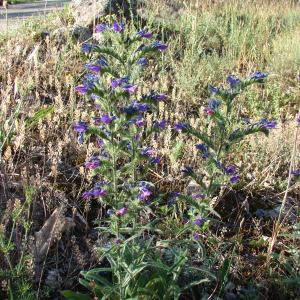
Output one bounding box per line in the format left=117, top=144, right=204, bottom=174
left=0, top=0, right=70, bottom=29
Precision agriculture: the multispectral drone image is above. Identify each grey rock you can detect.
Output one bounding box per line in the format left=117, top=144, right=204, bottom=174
left=50, top=27, right=68, bottom=44
left=71, top=0, right=137, bottom=28
left=45, top=269, right=63, bottom=289
left=71, top=25, right=93, bottom=42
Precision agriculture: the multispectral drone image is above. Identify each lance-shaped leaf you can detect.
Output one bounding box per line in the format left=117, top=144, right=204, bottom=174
left=228, top=124, right=269, bottom=143
left=93, top=46, right=123, bottom=62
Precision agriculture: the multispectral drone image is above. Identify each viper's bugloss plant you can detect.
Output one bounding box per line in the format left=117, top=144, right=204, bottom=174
left=174, top=72, right=276, bottom=239
left=73, top=21, right=168, bottom=242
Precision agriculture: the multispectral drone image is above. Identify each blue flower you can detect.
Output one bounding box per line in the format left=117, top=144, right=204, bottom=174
left=84, top=64, right=102, bottom=73
left=291, top=169, right=300, bottom=176
left=113, top=21, right=125, bottom=33
left=74, top=121, right=88, bottom=133
left=83, top=73, right=98, bottom=89
left=182, top=166, right=193, bottom=175
left=208, top=84, right=218, bottom=94
left=85, top=157, right=101, bottom=169
left=152, top=41, right=168, bottom=51
left=111, top=76, right=130, bottom=89
left=154, top=120, right=167, bottom=130
left=193, top=217, right=205, bottom=226
left=123, top=84, right=138, bottom=94
left=259, top=119, right=277, bottom=129
left=138, top=187, right=152, bottom=201
left=208, top=99, right=221, bottom=109
left=224, top=165, right=236, bottom=175
left=227, top=75, right=241, bottom=88
left=123, top=101, right=149, bottom=115
left=137, top=29, right=152, bottom=39
left=193, top=233, right=200, bottom=241
left=251, top=72, right=268, bottom=81
left=97, top=57, right=108, bottom=66
left=136, top=57, right=148, bottom=66
left=174, top=123, right=190, bottom=131
left=150, top=156, right=161, bottom=164
left=75, top=85, right=89, bottom=95
left=195, top=143, right=210, bottom=159
left=230, top=175, right=240, bottom=184
left=100, top=114, right=116, bottom=124
left=81, top=43, right=96, bottom=53
left=192, top=193, right=205, bottom=200
left=141, top=147, right=155, bottom=157
left=95, top=23, right=108, bottom=33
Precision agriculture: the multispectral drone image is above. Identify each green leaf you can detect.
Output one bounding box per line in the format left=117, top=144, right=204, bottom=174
left=94, top=46, right=123, bottom=62
left=26, top=106, right=54, bottom=128
left=60, top=290, right=91, bottom=300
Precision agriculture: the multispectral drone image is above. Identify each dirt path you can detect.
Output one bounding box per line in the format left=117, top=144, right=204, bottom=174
left=0, top=0, right=70, bottom=29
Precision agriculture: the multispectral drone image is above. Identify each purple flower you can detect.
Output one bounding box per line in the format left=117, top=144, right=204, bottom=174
left=208, top=99, right=221, bottom=109
left=150, top=156, right=161, bottom=164
left=230, top=175, right=240, bottom=184
left=107, top=209, right=114, bottom=216
left=203, top=107, right=215, bottom=116
left=111, top=78, right=123, bottom=89
left=93, top=117, right=103, bottom=125
left=83, top=73, right=98, bottom=89
left=182, top=218, right=189, bottom=225
left=97, top=57, right=108, bottom=67
left=208, top=84, right=218, bottom=94
left=154, top=120, right=167, bottom=130
left=296, top=114, right=300, bottom=124
left=148, top=91, right=167, bottom=101
left=75, top=85, right=89, bottom=95
left=96, top=138, right=104, bottom=147
left=114, top=239, right=121, bottom=245
left=174, top=122, right=190, bottom=131
left=85, top=157, right=101, bottom=169
left=123, top=84, right=138, bottom=94
left=193, top=217, right=205, bottom=226
left=116, top=207, right=128, bottom=216
left=196, top=143, right=208, bottom=152
left=81, top=43, right=96, bottom=53
left=227, top=75, right=241, bottom=88
left=182, top=166, right=193, bottom=175
left=134, top=133, right=141, bottom=141
left=84, top=64, right=102, bottom=73
left=172, top=192, right=181, bottom=198
left=251, top=72, right=268, bottom=81
left=152, top=41, right=168, bottom=51
left=91, top=189, right=107, bottom=197
left=100, top=114, right=115, bottom=124
left=137, top=29, right=152, bottom=39
left=95, top=23, right=108, bottom=33
left=134, top=117, right=145, bottom=127
left=124, top=101, right=149, bottom=115
left=196, top=144, right=210, bottom=159
left=74, top=121, right=88, bottom=133
left=259, top=119, right=277, bottom=129
left=192, top=193, right=205, bottom=200
left=291, top=169, right=300, bottom=176
left=111, top=76, right=129, bottom=89
left=112, top=22, right=125, bottom=33
left=136, top=57, right=148, bottom=66
left=224, top=165, right=236, bottom=175
left=193, top=233, right=200, bottom=241
left=141, top=147, right=155, bottom=157
left=82, top=191, right=93, bottom=199
left=297, top=74, right=300, bottom=82
left=139, top=187, right=152, bottom=201
left=78, top=132, right=85, bottom=144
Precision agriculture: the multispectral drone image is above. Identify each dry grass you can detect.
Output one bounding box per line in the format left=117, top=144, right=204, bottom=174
left=0, top=0, right=299, bottom=298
